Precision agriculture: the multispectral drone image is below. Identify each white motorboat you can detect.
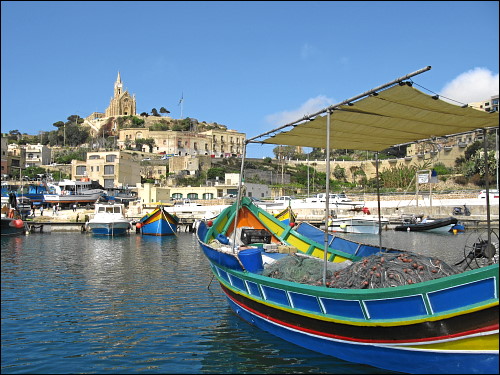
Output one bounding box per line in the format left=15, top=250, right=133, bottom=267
left=43, top=179, right=104, bottom=206
left=85, top=202, right=132, bottom=236
left=327, top=215, right=390, bottom=234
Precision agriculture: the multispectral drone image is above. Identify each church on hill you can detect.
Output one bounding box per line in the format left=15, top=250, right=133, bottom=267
left=104, top=71, right=136, bottom=117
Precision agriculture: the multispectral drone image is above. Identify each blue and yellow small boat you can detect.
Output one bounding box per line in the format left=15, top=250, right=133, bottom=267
left=137, top=206, right=179, bottom=236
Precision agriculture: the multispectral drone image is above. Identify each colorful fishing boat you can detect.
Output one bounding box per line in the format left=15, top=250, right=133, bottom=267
left=273, top=206, right=296, bottom=225
left=196, top=66, right=499, bottom=374
left=137, top=205, right=179, bottom=236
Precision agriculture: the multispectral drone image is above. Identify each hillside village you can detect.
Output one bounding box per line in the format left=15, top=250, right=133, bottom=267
left=2, top=72, right=498, bottom=205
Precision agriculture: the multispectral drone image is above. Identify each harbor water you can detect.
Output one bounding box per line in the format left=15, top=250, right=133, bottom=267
left=1, top=229, right=493, bottom=374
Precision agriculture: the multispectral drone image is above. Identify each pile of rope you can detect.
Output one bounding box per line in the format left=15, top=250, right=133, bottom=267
left=263, top=252, right=462, bottom=289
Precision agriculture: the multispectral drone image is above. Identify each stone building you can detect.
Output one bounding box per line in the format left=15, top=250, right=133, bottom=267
left=72, top=150, right=142, bottom=189
left=105, top=72, right=136, bottom=117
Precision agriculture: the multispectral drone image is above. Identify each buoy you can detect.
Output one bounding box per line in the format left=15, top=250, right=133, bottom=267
left=340, top=223, right=347, bottom=229
left=289, top=222, right=295, bottom=227
left=207, top=220, right=213, bottom=227
left=135, top=222, right=142, bottom=229
left=453, top=229, right=458, bottom=235
left=12, top=219, right=24, bottom=229
left=407, top=227, right=410, bottom=232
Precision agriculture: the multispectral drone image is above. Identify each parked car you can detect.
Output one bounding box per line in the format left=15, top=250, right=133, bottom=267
left=478, top=189, right=499, bottom=200
left=305, top=192, right=351, bottom=204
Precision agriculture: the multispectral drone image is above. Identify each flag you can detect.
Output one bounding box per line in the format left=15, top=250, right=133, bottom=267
left=178, top=92, right=184, bottom=106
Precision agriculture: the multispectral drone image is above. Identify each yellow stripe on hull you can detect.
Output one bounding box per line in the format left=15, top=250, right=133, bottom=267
left=403, top=332, right=499, bottom=351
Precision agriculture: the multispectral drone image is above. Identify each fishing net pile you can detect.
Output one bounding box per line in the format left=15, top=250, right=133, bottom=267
left=263, top=252, right=462, bottom=289
left=262, top=255, right=351, bottom=285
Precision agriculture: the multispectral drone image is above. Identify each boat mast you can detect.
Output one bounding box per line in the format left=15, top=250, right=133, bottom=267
left=482, top=128, right=493, bottom=263
left=375, top=152, right=382, bottom=249
left=231, top=142, right=247, bottom=253
left=322, top=110, right=332, bottom=286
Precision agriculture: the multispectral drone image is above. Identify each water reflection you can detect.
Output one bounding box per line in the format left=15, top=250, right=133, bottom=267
left=0, top=232, right=415, bottom=374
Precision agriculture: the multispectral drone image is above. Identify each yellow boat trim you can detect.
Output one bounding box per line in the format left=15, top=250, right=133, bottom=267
left=403, top=332, right=499, bottom=351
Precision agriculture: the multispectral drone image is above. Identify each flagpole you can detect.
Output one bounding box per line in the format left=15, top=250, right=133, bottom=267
left=179, top=92, right=184, bottom=119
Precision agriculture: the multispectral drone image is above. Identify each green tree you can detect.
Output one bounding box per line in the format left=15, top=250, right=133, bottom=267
left=65, top=123, right=90, bottom=146
left=160, top=107, right=170, bottom=114
left=23, top=166, right=47, bottom=179
left=207, top=167, right=225, bottom=180
left=273, top=145, right=297, bottom=160
left=333, top=165, right=346, bottom=181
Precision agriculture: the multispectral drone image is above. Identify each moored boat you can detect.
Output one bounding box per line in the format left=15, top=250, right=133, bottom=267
left=273, top=206, right=296, bottom=225
left=328, top=215, right=390, bottom=234
left=196, top=66, right=499, bottom=373
left=395, top=216, right=459, bottom=233
left=197, top=198, right=498, bottom=374
left=85, top=201, right=132, bottom=236
left=137, top=205, right=179, bottom=236
left=43, top=179, right=104, bottom=207
left=1, top=195, right=27, bottom=236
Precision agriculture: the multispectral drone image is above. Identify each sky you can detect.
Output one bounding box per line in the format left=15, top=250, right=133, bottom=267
left=1, top=1, right=499, bottom=158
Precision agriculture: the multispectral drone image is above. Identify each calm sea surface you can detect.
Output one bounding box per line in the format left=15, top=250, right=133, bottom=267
left=1, top=229, right=491, bottom=374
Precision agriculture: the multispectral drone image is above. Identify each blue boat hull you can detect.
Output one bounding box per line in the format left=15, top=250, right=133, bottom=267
left=88, top=224, right=130, bottom=236
left=141, top=218, right=177, bottom=236
left=225, top=295, right=497, bottom=374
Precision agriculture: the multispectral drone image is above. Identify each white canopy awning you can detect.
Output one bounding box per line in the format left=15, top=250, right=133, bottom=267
left=255, top=84, right=499, bottom=151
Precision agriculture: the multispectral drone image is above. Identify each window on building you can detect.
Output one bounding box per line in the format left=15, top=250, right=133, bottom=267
left=103, top=179, right=114, bottom=189
left=187, top=193, right=199, bottom=200
left=106, top=154, right=116, bottom=162
left=76, top=166, right=87, bottom=176
left=89, top=155, right=100, bottom=159
left=104, top=165, right=114, bottom=175
left=172, top=193, right=183, bottom=199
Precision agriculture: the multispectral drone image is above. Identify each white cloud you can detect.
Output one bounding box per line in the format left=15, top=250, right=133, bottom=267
left=440, top=67, right=499, bottom=104
left=265, top=95, right=334, bottom=126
